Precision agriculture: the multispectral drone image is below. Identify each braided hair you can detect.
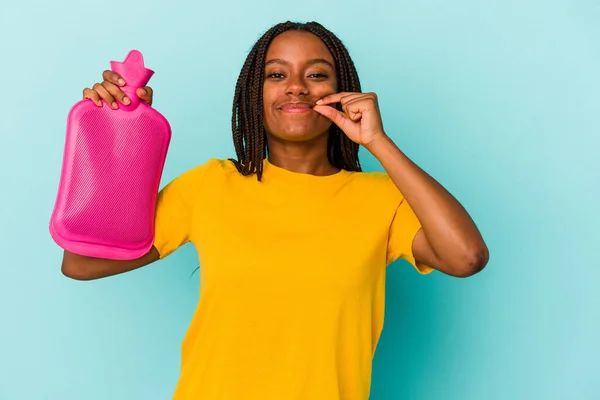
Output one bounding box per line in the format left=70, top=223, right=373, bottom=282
left=228, top=21, right=363, bottom=181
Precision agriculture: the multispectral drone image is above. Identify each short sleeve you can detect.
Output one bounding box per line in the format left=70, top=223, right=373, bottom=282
left=386, top=196, right=434, bottom=274
left=153, top=160, right=215, bottom=259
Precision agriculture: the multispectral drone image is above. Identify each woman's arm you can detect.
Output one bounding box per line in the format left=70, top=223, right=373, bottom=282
left=62, top=247, right=160, bottom=281
left=314, top=92, right=489, bottom=278
left=366, top=135, right=489, bottom=277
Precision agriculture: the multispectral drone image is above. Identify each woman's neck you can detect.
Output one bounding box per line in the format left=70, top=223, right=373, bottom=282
left=266, top=133, right=340, bottom=176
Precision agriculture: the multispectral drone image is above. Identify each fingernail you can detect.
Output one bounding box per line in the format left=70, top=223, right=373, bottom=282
left=118, top=79, right=126, bottom=86
left=138, top=88, right=146, bottom=95
left=316, top=99, right=323, bottom=104
left=112, top=102, right=118, bottom=109
left=123, top=97, right=130, bottom=105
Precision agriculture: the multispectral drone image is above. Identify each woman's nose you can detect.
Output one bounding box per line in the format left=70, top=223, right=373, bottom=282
left=286, top=76, right=308, bottom=96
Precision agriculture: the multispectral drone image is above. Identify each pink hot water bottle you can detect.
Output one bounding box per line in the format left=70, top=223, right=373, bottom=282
left=50, top=50, right=171, bottom=260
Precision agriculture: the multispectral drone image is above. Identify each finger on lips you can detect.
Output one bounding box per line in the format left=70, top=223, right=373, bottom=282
left=317, top=92, right=364, bottom=105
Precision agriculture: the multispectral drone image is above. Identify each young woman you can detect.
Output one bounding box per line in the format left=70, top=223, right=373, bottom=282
left=62, top=21, right=488, bottom=400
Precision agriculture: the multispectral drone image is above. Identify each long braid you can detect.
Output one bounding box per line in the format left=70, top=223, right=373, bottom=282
left=229, top=21, right=363, bottom=181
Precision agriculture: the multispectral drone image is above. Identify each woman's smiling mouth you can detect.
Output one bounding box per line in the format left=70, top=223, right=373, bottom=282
left=279, top=102, right=313, bottom=113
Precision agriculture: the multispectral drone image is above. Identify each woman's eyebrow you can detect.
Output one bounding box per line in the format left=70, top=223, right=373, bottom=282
left=265, top=58, right=334, bottom=69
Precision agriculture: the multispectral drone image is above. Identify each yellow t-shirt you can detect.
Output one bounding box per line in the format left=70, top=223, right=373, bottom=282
left=154, top=157, right=433, bottom=400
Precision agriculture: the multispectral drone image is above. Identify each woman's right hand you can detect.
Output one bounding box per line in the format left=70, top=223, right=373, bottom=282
left=82, top=70, right=154, bottom=109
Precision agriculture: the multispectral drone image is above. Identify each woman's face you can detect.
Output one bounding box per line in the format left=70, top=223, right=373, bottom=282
left=262, top=30, right=338, bottom=142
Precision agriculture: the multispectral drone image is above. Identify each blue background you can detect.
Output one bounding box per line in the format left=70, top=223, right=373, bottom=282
left=1, top=0, right=598, bottom=399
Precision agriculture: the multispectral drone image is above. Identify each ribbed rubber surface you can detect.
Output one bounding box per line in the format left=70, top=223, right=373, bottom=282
left=58, top=107, right=165, bottom=245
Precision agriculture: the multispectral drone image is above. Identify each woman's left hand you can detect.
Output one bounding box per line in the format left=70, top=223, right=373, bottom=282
left=313, top=92, right=387, bottom=148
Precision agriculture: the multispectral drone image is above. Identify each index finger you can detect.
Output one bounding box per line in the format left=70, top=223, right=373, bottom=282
left=102, top=70, right=126, bottom=86
left=316, top=92, right=356, bottom=105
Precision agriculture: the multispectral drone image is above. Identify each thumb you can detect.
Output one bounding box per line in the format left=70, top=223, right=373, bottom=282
left=137, top=86, right=153, bottom=105
left=313, top=105, right=349, bottom=129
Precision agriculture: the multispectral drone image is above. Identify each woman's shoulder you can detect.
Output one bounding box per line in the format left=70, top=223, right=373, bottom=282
left=166, top=158, right=225, bottom=184
left=177, top=158, right=248, bottom=187
left=203, top=158, right=242, bottom=178
left=350, top=168, right=394, bottom=186
left=348, top=168, right=403, bottom=201
left=180, top=158, right=235, bottom=175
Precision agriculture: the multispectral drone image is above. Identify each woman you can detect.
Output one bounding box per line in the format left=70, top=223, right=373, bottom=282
left=62, top=21, right=488, bottom=400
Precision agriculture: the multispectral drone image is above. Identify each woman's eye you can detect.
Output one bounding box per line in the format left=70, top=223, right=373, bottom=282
left=266, top=72, right=329, bottom=79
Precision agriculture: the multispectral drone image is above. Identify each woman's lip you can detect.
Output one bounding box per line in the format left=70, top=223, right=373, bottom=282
left=279, top=103, right=313, bottom=113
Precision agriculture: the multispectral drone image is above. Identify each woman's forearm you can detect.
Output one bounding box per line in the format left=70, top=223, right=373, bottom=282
left=366, top=134, right=489, bottom=272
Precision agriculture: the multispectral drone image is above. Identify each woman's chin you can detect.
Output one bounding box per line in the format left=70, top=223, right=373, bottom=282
left=267, top=125, right=332, bottom=143
left=273, top=131, right=326, bottom=143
